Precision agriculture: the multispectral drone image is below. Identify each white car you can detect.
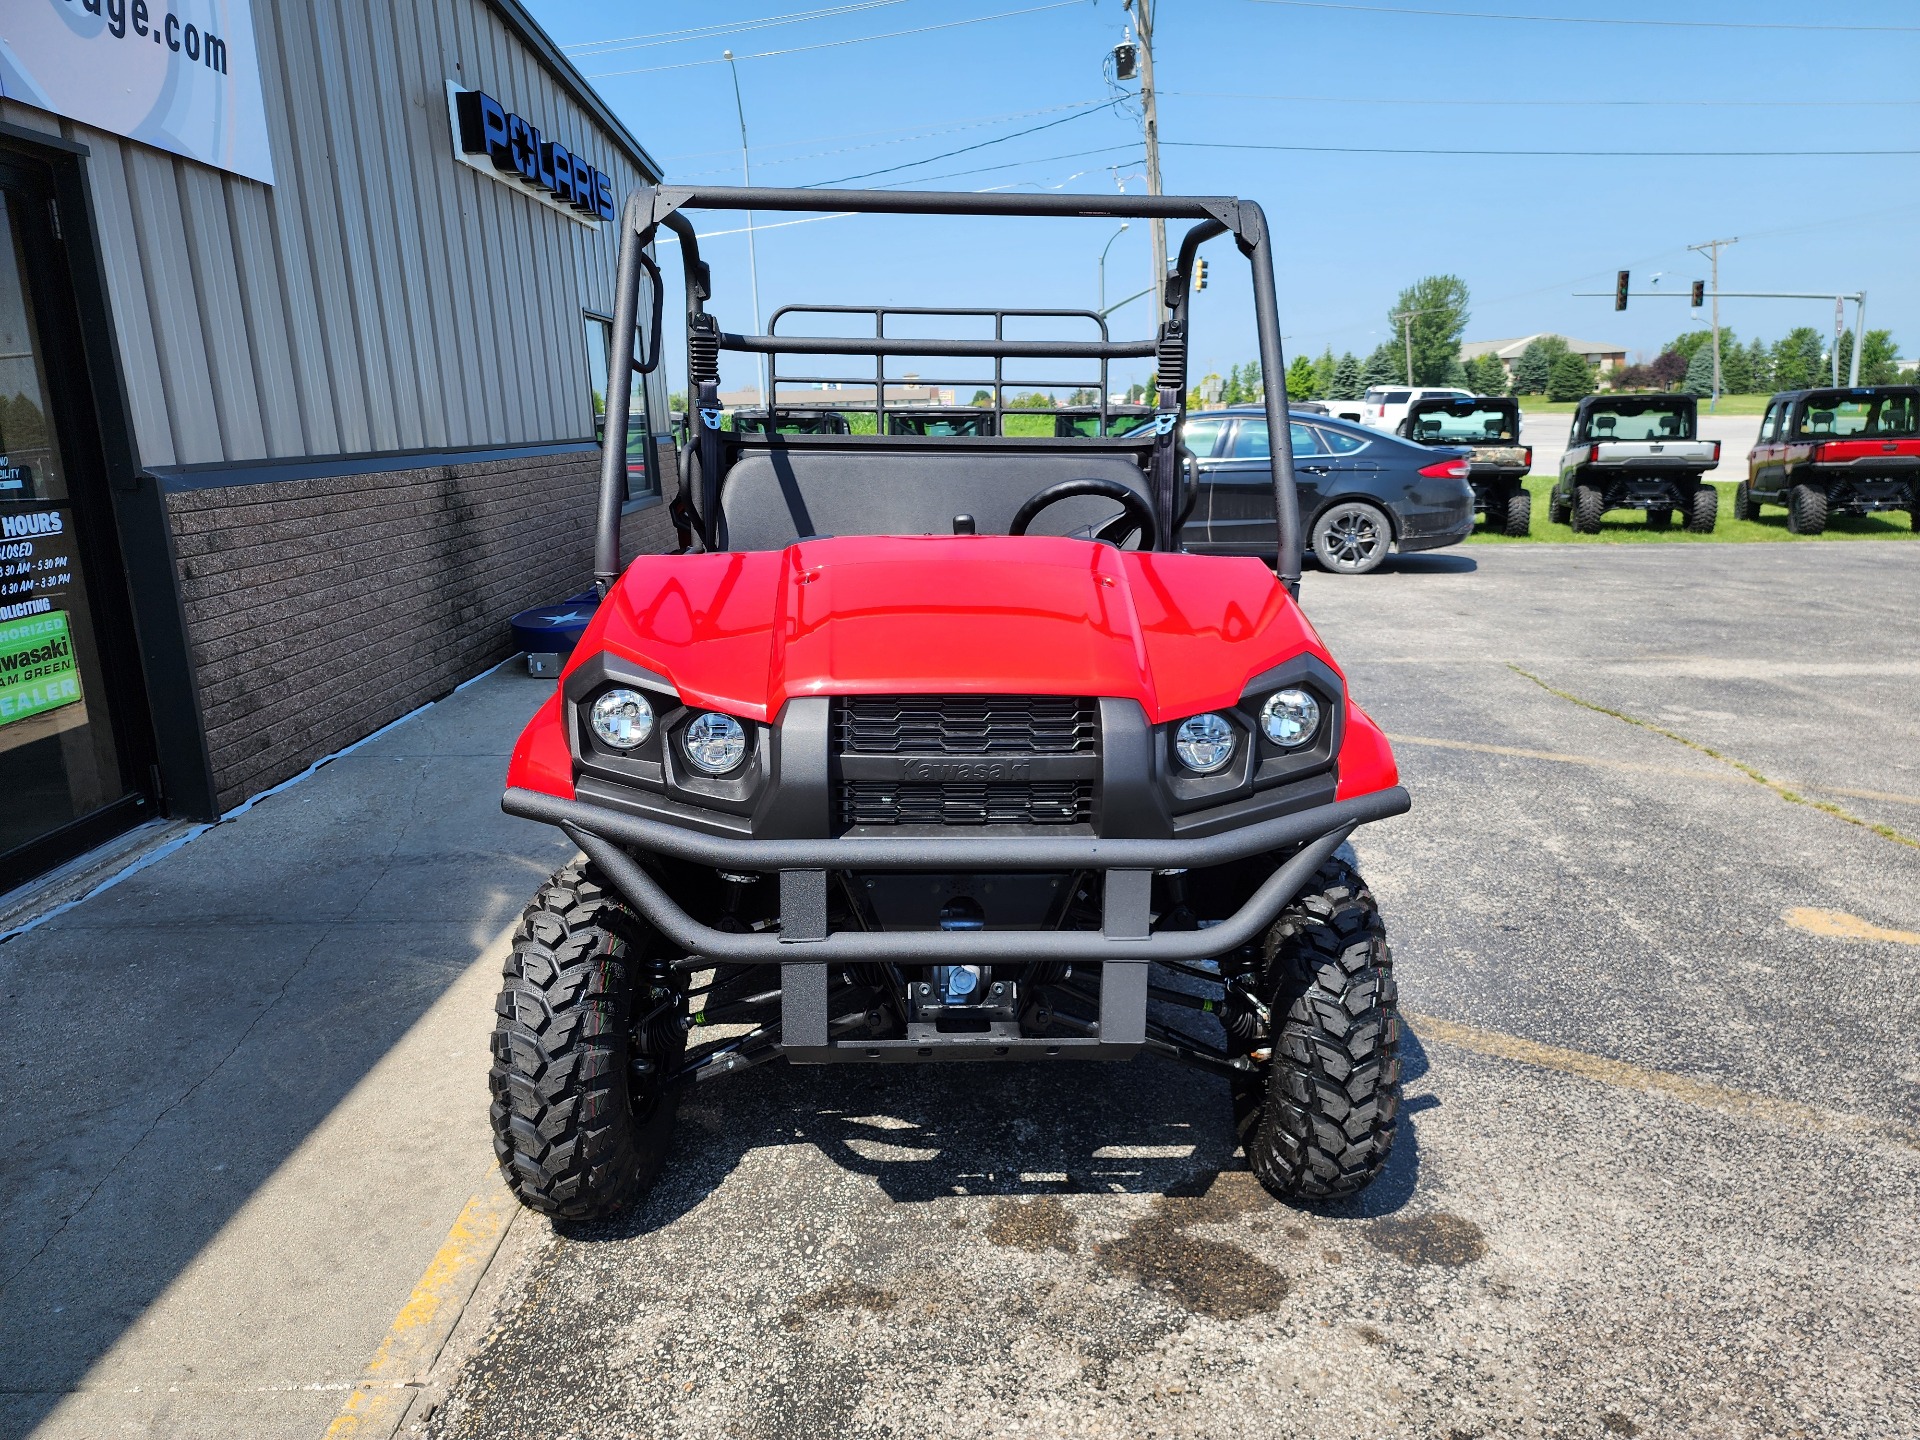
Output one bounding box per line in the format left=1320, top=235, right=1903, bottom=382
left=1359, top=385, right=1472, bottom=433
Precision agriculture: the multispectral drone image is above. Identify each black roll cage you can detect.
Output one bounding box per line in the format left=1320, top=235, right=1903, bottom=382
left=595, top=185, right=1302, bottom=593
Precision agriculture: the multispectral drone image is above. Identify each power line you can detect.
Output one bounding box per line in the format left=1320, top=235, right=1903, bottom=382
left=1163, top=140, right=1920, bottom=157
left=1163, top=89, right=1920, bottom=108
left=584, top=1, right=1089, bottom=79
left=1244, top=0, right=1920, bottom=32
left=803, top=100, right=1122, bottom=187
left=564, top=2, right=911, bottom=56
left=656, top=100, right=1113, bottom=166
left=865, top=144, right=1144, bottom=188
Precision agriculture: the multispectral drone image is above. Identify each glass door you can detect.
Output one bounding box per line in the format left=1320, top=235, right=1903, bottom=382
left=0, top=164, right=152, bottom=890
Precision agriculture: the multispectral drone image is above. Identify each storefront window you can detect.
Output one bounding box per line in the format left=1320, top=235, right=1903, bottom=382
left=585, top=313, right=657, bottom=503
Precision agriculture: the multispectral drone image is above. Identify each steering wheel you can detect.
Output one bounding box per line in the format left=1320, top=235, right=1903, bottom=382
left=1008, top=478, right=1158, bottom=551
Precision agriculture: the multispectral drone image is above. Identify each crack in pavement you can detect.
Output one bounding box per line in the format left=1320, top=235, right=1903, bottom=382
left=1507, top=663, right=1920, bottom=851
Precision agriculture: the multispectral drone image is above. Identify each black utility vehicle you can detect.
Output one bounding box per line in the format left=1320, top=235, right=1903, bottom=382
left=1055, top=403, right=1153, bottom=437
left=1397, top=395, right=1533, bottom=536
left=1738, top=386, right=1920, bottom=534
left=1551, top=393, right=1720, bottom=533
left=1181, top=406, right=1474, bottom=574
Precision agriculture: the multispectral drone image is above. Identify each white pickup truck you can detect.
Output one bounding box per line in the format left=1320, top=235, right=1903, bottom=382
left=1550, top=393, right=1720, bottom=533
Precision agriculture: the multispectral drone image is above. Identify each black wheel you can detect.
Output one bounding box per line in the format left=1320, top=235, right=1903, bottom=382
left=1310, top=500, right=1393, bottom=575
left=490, top=862, right=686, bottom=1218
left=1686, top=484, right=1719, bottom=534
left=1644, top=506, right=1671, bottom=530
left=1573, top=484, right=1606, bottom=534
left=1787, top=482, right=1828, bottom=536
left=1233, top=857, right=1399, bottom=1201
left=1548, top=488, right=1572, bottom=526
left=1733, top=481, right=1757, bottom=521
left=1502, top=486, right=1532, bottom=537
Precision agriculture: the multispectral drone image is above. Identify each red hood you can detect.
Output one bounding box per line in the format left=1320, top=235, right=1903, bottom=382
left=577, top=535, right=1338, bottom=723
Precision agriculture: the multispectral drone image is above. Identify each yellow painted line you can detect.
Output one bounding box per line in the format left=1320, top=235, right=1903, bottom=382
left=1786, top=907, right=1920, bottom=947
left=1406, top=1011, right=1920, bottom=1154
left=324, top=1186, right=519, bottom=1440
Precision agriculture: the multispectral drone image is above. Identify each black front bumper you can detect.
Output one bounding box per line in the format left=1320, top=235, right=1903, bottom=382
left=506, top=781, right=1408, bottom=1065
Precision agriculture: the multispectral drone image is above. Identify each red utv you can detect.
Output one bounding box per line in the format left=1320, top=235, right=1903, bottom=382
left=493, top=187, right=1411, bottom=1218
left=1737, top=386, right=1920, bottom=534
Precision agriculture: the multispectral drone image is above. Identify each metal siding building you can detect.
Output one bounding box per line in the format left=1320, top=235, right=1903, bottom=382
left=0, top=0, right=672, bottom=889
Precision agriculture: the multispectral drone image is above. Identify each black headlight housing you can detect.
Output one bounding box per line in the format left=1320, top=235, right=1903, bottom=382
left=1157, top=654, right=1344, bottom=817
left=564, top=652, right=768, bottom=816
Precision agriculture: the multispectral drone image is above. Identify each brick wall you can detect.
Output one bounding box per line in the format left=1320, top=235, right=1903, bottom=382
left=166, top=446, right=677, bottom=812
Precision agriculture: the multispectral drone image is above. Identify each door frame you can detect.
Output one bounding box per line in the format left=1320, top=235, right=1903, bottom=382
left=0, top=123, right=217, bottom=891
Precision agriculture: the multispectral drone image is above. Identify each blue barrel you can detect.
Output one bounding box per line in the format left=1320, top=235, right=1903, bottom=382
left=509, top=591, right=600, bottom=658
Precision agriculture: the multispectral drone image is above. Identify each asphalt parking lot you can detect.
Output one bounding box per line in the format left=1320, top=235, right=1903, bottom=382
left=411, top=543, right=1919, bottom=1440
left=5, top=544, right=1917, bottom=1440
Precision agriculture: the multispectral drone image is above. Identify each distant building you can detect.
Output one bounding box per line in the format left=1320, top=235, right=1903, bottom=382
left=1462, top=335, right=1628, bottom=378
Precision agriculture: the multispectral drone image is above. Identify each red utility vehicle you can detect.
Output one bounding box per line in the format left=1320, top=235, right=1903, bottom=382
left=493, top=187, right=1411, bottom=1218
left=1737, top=386, right=1920, bottom=534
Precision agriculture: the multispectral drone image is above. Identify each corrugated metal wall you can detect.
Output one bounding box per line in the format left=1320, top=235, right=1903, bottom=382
left=0, top=0, right=662, bottom=471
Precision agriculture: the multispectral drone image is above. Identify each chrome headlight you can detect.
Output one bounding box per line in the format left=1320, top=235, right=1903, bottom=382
left=1174, top=713, right=1236, bottom=774
left=589, top=688, right=654, bottom=750
left=1259, top=688, right=1321, bottom=749
left=683, top=711, right=748, bottom=774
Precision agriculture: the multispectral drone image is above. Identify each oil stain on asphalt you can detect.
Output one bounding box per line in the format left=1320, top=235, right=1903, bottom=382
left=1091, top=1172, right=1289, bottom=1321
left=1362, top=1211, right=1489, bottom=1267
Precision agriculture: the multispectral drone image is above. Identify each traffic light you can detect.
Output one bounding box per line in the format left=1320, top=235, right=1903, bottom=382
left=1195, top=258, right=1209, bottom=292
left=1691, top=280, right=1706, bottom=307
left=1614, top=270, right=1630, bottom=311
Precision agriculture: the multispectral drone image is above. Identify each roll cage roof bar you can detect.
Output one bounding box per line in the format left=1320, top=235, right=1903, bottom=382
left=595, top=186, right=1302, bottom=595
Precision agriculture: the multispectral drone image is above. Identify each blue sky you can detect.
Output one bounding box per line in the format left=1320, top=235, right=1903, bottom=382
left=524, top=0, right=1920, bottom=395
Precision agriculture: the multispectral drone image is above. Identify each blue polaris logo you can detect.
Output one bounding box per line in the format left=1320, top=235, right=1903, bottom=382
left=455, top=88, right=614, bottom=223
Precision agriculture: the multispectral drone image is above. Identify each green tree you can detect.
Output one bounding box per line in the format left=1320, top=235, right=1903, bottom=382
left=1311, top=347, right=1340, bottom=398
left=1286, top=354, right=1317, bottom=400
left=1680, top=345, right=1716, bottom=396
left=1547, top=352, right=1596, bottom=401
left=1744, top=338, right=1772, bottom=394
left=1858, top=330, right=1900, bottom=386
left=971, top=389, right=993, bottom=407
left=1513, top=335, right=1569, bottom=395
left=1719, top=337, right=1754, bottom=394
left=1009, top=391, right=1056, bottom=408
left=1388, top=274, right=1471, bottom=385
left=1359, top=342, right=1402, bottom=391
left=1462, top=352, right=1505, bottom=395
left=1771, top=327, right=1825, bottom=390
left=1668, top=330, right=1715, bottom=364
left=1330, top=351, right=1363, bottom=401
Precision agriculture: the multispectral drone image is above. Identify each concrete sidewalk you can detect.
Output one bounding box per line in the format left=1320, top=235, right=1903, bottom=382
left=0, top=667, right=566, bottom=1440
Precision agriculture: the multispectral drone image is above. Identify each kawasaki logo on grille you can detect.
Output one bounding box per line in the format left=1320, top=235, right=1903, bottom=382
left=902, top=759, right=1031, bottom=782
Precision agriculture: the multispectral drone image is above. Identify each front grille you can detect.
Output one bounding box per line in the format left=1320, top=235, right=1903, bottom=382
left=837, top=780, right=1094, bottom=828
left=834, top=694, right=1097, bottom=755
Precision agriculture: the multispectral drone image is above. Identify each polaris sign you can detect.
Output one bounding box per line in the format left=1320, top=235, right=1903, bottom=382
left=449, top=84, right=614, bottom=226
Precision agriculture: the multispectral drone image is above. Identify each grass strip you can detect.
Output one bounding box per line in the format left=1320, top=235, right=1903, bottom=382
left=1507, top=664, right=1920, bottom=851
left=1466, top=478, right=1917, bottom=545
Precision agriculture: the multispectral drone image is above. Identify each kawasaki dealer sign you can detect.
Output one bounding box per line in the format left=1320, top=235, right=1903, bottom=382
left=0, top=0, right=273, bottom=184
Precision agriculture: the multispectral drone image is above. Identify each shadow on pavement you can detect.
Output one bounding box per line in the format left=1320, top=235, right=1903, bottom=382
left=0, top=669, right=571, bottom=1440
left=561, top=1014, right=1431, bottom=1246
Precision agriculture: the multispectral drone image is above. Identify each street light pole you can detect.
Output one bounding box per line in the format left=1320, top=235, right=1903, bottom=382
left=1686, top=236, right=1737, bottom=412
left=1130, top=0, right=1167, bottom=323
left=1098, top=223, right=1129, bottom=315
left=723, top=50, right=769, bottom=407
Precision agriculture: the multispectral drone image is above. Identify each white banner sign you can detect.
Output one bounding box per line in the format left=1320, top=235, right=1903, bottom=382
left=0, top=0, right=273, bottom=184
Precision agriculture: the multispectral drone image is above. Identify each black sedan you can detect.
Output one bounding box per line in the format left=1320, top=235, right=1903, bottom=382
left=1175, top=405, right=1475, bottom=574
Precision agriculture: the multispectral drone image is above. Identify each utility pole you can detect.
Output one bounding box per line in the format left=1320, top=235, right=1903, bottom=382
left=724, top=51, right=768, bottom=406
left=1130, top=0, right=1167, bottom=322
left=1397, top=311, right=1414, bottom=384
left=1686, top=236, right=1737, bottom=412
